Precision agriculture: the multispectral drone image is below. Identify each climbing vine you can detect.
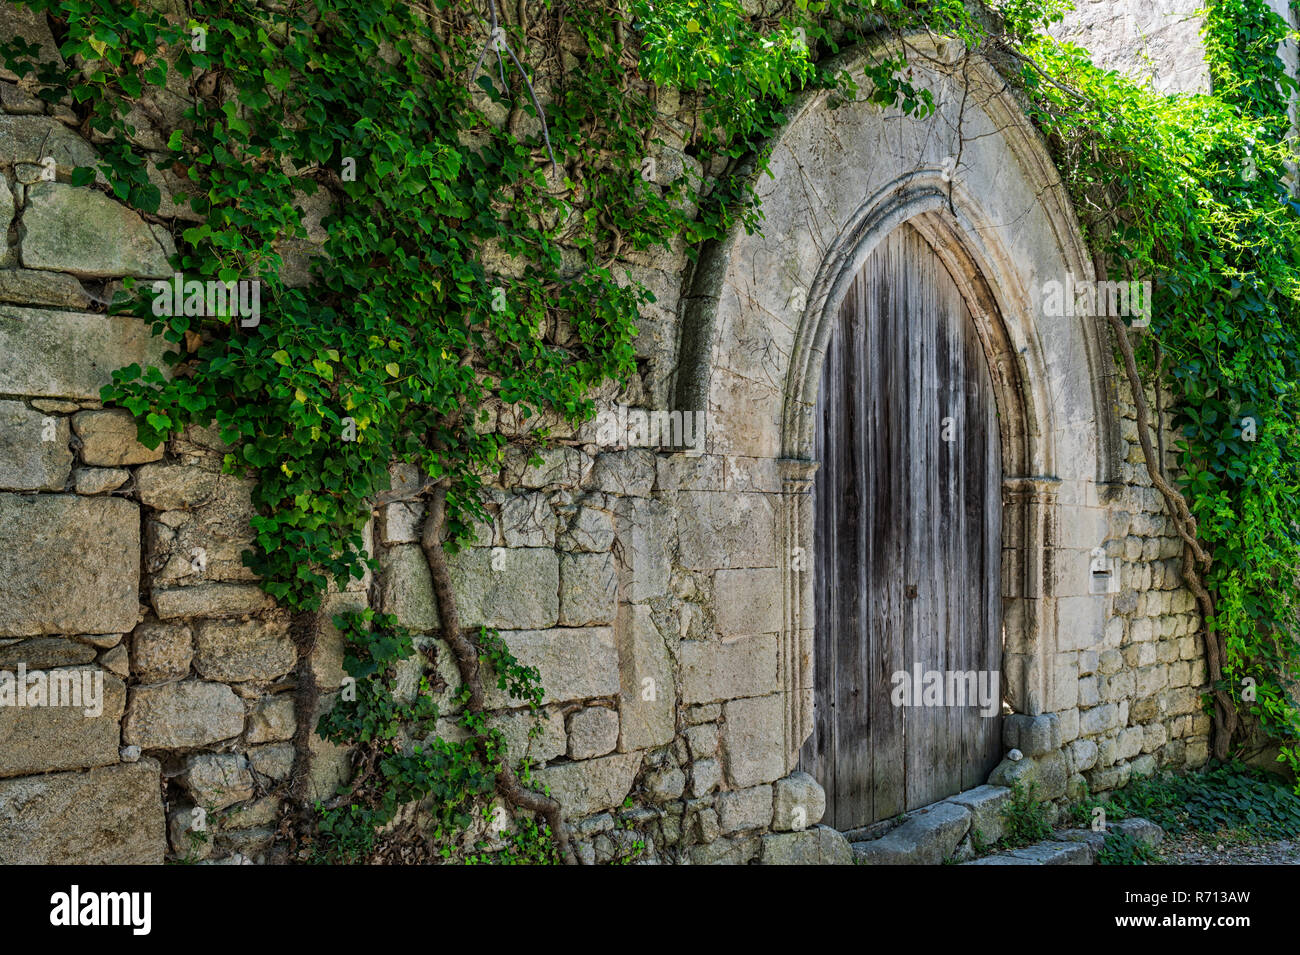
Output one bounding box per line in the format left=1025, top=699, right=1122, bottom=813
left=3, top=0, right=1300, bottom=863
left=312, top=608, right=559, bottom=863
left=0, top=0, right=957, bottom=861
left=1008, top=0, right=1300, bottom=777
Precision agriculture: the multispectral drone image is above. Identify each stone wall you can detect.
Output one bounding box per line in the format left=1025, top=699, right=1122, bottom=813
left=1054, top=0, right=1211, bottom=94
left=992, top=374, right=1211, bottom=807
left=0, top=4, right=1258, bottom=864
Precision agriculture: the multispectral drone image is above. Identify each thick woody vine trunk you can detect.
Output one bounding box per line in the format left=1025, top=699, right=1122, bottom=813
left=420, top=484, right=578, bottom=864
left=1106, top=311, right=1237, bottom=759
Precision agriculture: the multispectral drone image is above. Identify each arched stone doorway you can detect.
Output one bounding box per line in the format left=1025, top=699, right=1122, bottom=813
left=674, top=35, right=1122, bottom=806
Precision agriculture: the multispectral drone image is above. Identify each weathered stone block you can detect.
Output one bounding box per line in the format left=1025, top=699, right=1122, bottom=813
left=772, top=771, right=825, bottom=831
left=1002, top=841, right=1094, bottom=865
left=722, top=694, right=784, bottom=788
left=614, top=496, right=672, bottom=602
left=306, top=691, right=351, bottom=802
left=559, top=551, right=617, bottom=626
left=194, top=618, right=295, bottom=683
left=73, top=467, right=129, bottom=495
left=537, top=751, right=641, bottom=818
left=1078, top=674, right=1100, bottom=707
left=504, top=446, right=590, bottom=488
left=72, top=408, right=163, bottom=466
left=0, top=266, right=95, bottom=310
left=378, top=544, right=560, bottom=631
left=1117, top=725, right=1144, bottom=760
left=760, top=824, right=853, bottom=865
left=0, top=400, right=72, bottom=490
left=150, top=582, right=275, bottom=619
left=484, top=627, right=619, bottom=708
left=717, top=784, right=773, bottom=832
left=500, top=492, right=555, bottom=548
left=0, top=759, right=165, bottom=863
left=1088, top=760, right=1132, bottom=792
left=0, top=82, right=44, bottom=115
left=589, top=450, right=656, bottom=496
left=0, top=494, right=139, bottom=636
left=0, top=174, right=11, bottom=260
left=713, top=567, right=781, bottom=636
left=22, top=182, right=175, bottom=278
left=685, top=722, right=718, bottom=760
left=656, top=454, right=723, bottom=492
left=567, top=705, right=619, bottom=759
left=246, top=694, right=295, bottom=744
left=646, top=765, right=686, bottom=801
left=560, top=503, right=614, bottom=552
left=692, top=758, right=722, bottom=797
left=135, top=463, right=219, bottom=510
left=379, top=500, right=424, bottom=544
left=0, top=115, right=95, bottom=174
left=131, top=620, right=192, bottom=683
left=0, top=667, right=125, bottom=777
left=167, top=806, right=210, bottom=861
left=312, top=592, right=365, bottom=692
left=180, top=753, right=253, bottom=810
left=0, top=636, right=95, bottom=669
left=852, top=802, right=971, bottom=865
left=375, top=544, right=438, bottom=630
left=1111, top=816, right=1163, bottom=845
left=100, top=643, right=129, bottom=677
left=1069, top=737, right=1099, bottom=773
left=989, top=750, right=1067, bottom=800
left=124, top=680, right=244, bottom=749
left=617, top=603, right=675, bottom=751
left=1003, top=713, right=1060, bottom=757
left=680, top=634, right=779, bottom=704
left=1080, top=702, right=1120, bottom=737
left=946, top=784, right=1010, bottom=845
left=247, top=742, right=295, bottom=781
left=486, top=707, right=567, bottom=766
left=673, top=491, right=776, bottom=570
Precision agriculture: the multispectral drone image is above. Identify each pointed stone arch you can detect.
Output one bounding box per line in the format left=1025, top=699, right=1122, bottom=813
left=674, top=35, right=1121, bottom=771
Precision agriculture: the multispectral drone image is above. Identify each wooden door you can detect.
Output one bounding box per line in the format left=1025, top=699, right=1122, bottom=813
left=800, top=223, right=1003, bottom=831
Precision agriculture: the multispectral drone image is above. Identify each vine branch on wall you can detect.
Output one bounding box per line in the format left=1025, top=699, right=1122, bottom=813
left=1105, top=310, right=1237, bottom=759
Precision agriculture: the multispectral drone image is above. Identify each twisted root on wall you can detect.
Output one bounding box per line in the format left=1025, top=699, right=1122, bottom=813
left=419, top=484, right=578, bottom=864
left=1106, top=311, right=1237, bottom=759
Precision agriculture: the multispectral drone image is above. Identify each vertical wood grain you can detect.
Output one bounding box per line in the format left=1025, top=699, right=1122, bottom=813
left=802, top=222, right=1004, bottom=829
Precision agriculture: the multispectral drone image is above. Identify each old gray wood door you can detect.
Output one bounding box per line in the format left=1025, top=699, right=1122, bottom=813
left=800, top=223, right=1003, bottom=831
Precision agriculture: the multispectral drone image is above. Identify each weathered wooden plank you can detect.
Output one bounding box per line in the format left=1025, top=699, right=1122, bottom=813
left=869, top=235, right=905, bottom=823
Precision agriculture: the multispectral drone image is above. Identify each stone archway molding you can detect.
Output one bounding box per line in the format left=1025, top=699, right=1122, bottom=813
left=674, top=33, right=1122, bottom=771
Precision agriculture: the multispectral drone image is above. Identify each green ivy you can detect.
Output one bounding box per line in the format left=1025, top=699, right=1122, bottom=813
left=1096, top=830, right=1159, bottom=865
left=997, top=780, right=1055, bottom=847
left=312, top=609, right=558, bottom=863
left=1013, top=0, right=1300, bottom=779
left=1088, top=761, right=1300, bottom=839
left=4, top=0, right=1299, bottom=846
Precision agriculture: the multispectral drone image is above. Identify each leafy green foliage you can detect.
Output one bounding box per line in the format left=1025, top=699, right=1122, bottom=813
left=1016, top=0, right=1300, bottom=779
left=0, top=0, right=958, bottom=613
left=5, top=0, right=1300, bottom=852
left=998, top=780, right=1054, bottom=847
left=312, top=609, right=557, bottom=863
left=1096, top=830, right=1159, bottom=865
left=1098, top=762, right=1300, bottom=839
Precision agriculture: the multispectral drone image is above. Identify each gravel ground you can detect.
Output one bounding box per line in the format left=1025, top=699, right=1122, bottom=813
left=1157, top=830, right=1300, bottom=864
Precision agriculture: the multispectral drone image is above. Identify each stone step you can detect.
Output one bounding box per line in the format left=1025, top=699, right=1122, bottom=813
left=851, top=801, right=971, bottom=865
left=961, top=817, right=1164, bottom=865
